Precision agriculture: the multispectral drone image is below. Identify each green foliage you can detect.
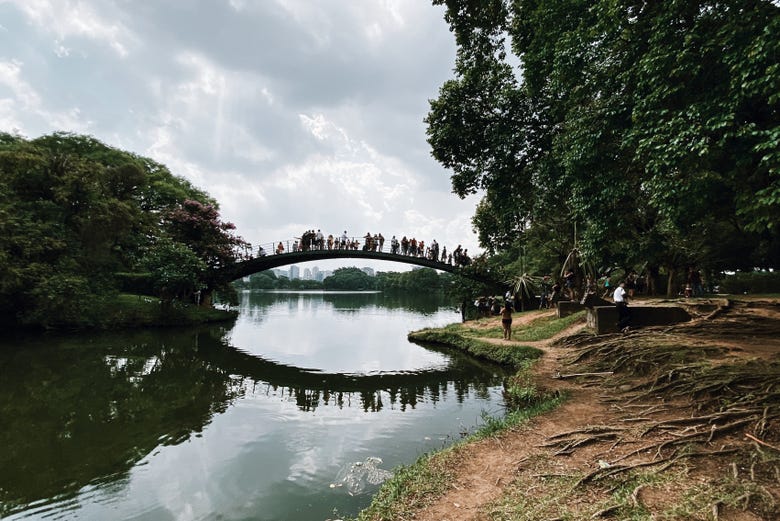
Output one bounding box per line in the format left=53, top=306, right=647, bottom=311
left=139, top=238, right=207, bottom=300
left=427, top=1, right=780, bottom=288
left=0, top=131, right=246, bottom=328
left=376, top=267, right=443, bottom=291
left=323, top=267, right=378, bottom=291
left=717, top=270, right=780, bottom=294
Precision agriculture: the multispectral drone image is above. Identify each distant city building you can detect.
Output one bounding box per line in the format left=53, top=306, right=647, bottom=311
left=289, top=265, right=300, bottom=280
left=303, top=268, right=312, bottom=280
left=361, top=267, right=375, bottom=277
left=312, top=266, right=320, bottom=280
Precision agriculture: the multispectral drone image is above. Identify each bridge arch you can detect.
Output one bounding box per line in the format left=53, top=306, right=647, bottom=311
left=219, top=248, right=504, bottom=287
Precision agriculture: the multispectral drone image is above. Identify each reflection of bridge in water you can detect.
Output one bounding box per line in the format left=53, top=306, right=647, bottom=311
left=219, top=237, right=504, bottom=286
left=0, top=324, right=509, bottom=515
left=199, top=334, right=511, bottom=412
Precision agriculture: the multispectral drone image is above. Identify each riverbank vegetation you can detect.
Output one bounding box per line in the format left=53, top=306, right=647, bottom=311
left=90, top=294, right=237, bottom=329
left=0, top=132, right=248, bottom=330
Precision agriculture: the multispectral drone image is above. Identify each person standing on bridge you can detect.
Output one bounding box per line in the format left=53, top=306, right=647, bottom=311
left=378, top=233, right=385, bottom=252
left=341, top=231, right=348, bottom=249
left=276, top=242, right=284, bottom=254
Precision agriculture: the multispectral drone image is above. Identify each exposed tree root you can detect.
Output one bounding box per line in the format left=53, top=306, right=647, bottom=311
left=546, top=306, right=780, bottom=517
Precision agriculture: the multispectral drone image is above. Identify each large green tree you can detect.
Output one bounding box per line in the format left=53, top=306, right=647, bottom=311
left=0, top=132, right=247, bottom=327
left=427, top=0, right=780, bottom=293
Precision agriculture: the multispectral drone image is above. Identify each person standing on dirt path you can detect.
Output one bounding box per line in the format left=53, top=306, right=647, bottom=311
left=613, top=280, right=631, bottom=333
left=501, top=301, right=513, bottom=340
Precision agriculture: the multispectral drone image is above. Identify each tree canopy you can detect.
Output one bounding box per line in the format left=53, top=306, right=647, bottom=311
left=427, top=0, right=780, bottom=293
left=0, top=132, right=248, bottom=328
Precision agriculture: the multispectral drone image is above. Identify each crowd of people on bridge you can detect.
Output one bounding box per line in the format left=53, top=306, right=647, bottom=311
left=264, top=229, right=473, bottom=267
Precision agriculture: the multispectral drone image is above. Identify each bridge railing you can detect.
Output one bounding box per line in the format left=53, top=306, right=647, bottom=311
left=248, top=237, right=466, bottom=267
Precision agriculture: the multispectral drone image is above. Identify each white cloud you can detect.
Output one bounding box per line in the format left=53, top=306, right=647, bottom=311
left=7, top=0, right=134, bottom=57
left=0, top=0, right=480, bottom=263
left=0, top=59, right=91, bottom=134
left=0, top=60, right=42, bottom=108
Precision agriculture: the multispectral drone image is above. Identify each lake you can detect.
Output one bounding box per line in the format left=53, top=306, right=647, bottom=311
left=0, top=290, right=511, bottom=521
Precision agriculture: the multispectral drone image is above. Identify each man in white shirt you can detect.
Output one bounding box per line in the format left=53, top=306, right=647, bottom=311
left=613, top=281, right=631, bottom=333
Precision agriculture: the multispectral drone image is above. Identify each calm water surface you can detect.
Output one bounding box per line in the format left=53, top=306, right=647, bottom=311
left=0, top=291, right=511, bottom=520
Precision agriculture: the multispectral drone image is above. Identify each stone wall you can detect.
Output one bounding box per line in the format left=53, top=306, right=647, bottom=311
left=557, top=294, right=613, bottom=318
left=587, top=305, right=692, bottom=334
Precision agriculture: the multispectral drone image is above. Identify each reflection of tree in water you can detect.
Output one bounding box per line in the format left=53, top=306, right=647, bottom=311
left=238, top=290, right=450, bottom=319
left=0, top=326, right=239, bottom=518
left=0, top=324, right=506, bottom=517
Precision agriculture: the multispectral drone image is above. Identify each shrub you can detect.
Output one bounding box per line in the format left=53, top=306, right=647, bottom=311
left=716, top=271, right=780, bottom=294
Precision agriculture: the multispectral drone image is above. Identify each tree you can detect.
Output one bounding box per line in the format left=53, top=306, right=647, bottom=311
left=323, top=268, right=377, bottom=291
left=139, top=238, right=207, bottom=301
left=0, top=132, right=248, bottom=327
left=427, top=1, right=780, bottom=293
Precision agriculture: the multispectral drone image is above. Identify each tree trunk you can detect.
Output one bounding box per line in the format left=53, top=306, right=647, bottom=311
left=666, top=267, right=676, bottom=297
left=200, top=289, right=213, bottom=307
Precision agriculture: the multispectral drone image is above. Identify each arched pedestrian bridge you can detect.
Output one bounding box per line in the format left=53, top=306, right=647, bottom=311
left=216, top=238, right=504, bottom=287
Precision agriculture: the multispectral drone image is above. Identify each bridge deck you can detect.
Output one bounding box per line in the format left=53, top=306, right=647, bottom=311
left=228, top=248, right=465, bottom=280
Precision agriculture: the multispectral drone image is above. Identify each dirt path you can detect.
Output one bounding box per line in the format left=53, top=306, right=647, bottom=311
left=405, top=299, right=780, bottom=521
left=410, top=318, right=604, bottom=521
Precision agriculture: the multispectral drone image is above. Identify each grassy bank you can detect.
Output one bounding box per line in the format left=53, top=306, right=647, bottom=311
left=408, top=326, right=544, bottom=367
left=352, top=310, right=581, bottom=521
left=21, top=293, right=239, bottom=331
left=96, top=293, right=238, bottom=329
left=353, top=396, right=564, bottom=521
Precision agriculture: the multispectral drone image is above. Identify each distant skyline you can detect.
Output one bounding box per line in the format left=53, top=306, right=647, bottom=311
left=0, top=1, right=484, bottom=272
left=269, top=265, right=379, bottom=281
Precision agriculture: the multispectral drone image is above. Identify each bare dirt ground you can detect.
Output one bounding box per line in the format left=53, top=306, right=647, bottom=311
left=409, top=297, right=780, bottom=521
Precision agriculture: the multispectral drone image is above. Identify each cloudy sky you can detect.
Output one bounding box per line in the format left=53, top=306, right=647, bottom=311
left=0, top=0, right=484, bottom=271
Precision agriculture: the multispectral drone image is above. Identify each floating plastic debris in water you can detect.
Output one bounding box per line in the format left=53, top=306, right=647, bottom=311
left=330, top=457, right=393, bottom=496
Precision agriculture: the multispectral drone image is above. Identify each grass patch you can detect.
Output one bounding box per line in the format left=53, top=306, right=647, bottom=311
left=440, top=311, right=586, bottom=342
left=408, top=328, right=542, bottom=368
left=512, top=311, right=586, bottom=341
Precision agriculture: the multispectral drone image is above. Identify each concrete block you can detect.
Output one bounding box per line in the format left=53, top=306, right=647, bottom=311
left=557, top=300, right=585, bottom=317
left=588, top=305, right=692, bottom=334
left=557, top=294, right=613, bottom=318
